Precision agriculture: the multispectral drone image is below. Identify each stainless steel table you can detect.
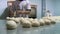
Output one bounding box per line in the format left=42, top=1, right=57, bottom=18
left=0, top=20, right=60, bottom=34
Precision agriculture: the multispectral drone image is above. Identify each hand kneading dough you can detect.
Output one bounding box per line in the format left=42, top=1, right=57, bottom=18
left=13, top=18, right=20, bottom=24
left=6, top=20, right=17, bottom=30
left=6, top=17, right=10, bottom=19
left=20, top=17, right=25, bottom=24
left=6, top=17, right=15, bottom=20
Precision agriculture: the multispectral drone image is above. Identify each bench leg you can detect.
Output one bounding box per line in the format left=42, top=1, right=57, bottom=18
left=19, top=14, right=22, bottom=17
left=26, top=15, right=29, bottom=18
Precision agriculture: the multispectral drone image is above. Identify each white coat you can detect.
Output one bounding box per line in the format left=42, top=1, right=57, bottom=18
left=45, top=12, right=52, bottom=17
left=19, top=0, right=31, bottom=10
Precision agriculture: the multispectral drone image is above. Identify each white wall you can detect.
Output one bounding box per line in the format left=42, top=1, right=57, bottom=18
left=46, top=0, right=60, bottom=16
left=46, top=0, right=55, bottom=16
left=54, top=0, right=60, bottom=16
left=0, top=0, right=7, bottom=16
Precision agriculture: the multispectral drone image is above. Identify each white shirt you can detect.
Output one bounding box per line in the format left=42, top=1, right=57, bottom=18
left=45, top=12, right=52, bottom=17
left=19, top=0, right=31, bottom=10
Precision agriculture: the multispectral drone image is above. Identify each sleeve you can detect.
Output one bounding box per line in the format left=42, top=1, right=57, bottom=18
left=27, top=3, right=31, bottom=9
left=26, top=0, right=31, bottom=9
left=19, top=2, right=23, bottom=10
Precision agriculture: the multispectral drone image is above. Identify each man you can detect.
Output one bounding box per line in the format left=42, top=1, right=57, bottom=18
left=19, top=0, right=31, bottom=17
left=19, top=0, right=31, bottom=11
left=45, top=10, right=52, bottom=17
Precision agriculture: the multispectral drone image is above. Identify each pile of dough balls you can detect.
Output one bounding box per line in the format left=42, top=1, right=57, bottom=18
left=6, top=17, right=56, bottom=30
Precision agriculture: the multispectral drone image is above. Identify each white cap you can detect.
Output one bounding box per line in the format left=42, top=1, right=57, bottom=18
left=8, top=3, right=12, bottom=6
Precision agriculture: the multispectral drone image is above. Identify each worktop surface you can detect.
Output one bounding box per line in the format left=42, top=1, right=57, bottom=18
left=0, top=20, right=60, bottom=34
